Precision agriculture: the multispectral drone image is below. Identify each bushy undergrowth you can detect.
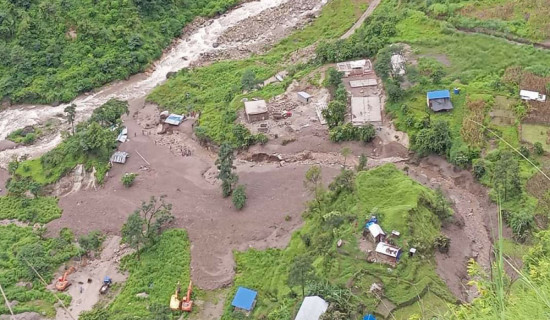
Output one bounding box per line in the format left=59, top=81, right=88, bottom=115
left=15, top=99, right=128, bottom=185
left=0, top=225, right=80, bottom=317
left=221, top=164, right=454, bottom=319
left=0, top=0, right=239, bottom=104
left=0, top=196, right=61, bottom=223
left=80, top=229, right=190, bottom=320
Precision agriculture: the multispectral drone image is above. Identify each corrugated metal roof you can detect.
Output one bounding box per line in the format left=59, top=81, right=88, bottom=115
left=165, top=114, right=184, bottom=126
left=427, top=90, right=450, bottom=100
left=368, top=223, right=385, bottom=238
left=110, top=151, right=129, bottom=164
left=295, top=296, right=328, bottom=320
left=349, top=79, right=377, bottom=88
left=375, top=242, right=401, bottom=258
left=298, top=91, right=312, bottom=99
left=231, top=287, right=257, bottom=311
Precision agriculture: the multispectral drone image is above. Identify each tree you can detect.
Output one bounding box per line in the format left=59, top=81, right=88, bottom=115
left=304, top=165, right=324, bottom=210
left=64, top=104, right=76, bottom=134
left=356, top=153, right=367, bottom=172
left=89, top=99, right=129, bottom=128
left=78, top=121, right=115, bottom=155
left=241, top=69, right=257, bottom=91
left=326, top=68, right=343, bottom=88
left=17, top=243, right=49, bottom=280
left=322, top=101, right=346, bottom=129
left=121, top=196, right=174, bottom=259
left=432, top=188, right=451, bottom=221
left=216, top=143, right=238, bottom=197
left=79, top=231, right=105, bottom=254
left=121, top=173, right=138, bottom=188
left=534, top=142, right=544, bottom=156
left=493, top=151, right=521, bottom=201
left=412, top=119, right=452, bottom=156
left=340, top=147, right=351, bottom=168
left=232, top=185, right=247, bottom=210
left=28, top=181, right=41, bottom=198
left=328, top=169, right=355, bottom=196
left=288, top=255, right=315, bottom=297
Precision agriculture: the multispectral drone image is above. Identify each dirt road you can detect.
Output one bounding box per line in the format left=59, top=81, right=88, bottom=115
left=340, top=0, right=382, bottom=39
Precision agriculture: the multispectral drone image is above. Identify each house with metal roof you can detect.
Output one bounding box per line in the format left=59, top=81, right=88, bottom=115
left=367, top=223, right=386, bottom=243
left=295, top=296, right=329, bottom=320
left=427, top=90, right=453, bottom=112
left=244, top=100, right=268, bottom=122
left=337, top=59, right=373, bottom=77
left=374, top=242, right=402, bottom=267
left=520, top=89, right=547, bottom=102
left=164, top=114, right=185, bottom=126
left=110, top=151, right=129, bottom=164
left=231, top=287, right=257, bottom=313
left=297, top=91, right=312, bottom=104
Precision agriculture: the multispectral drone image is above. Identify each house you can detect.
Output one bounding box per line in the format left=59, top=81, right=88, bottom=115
left=164, top=114, right=185, bottom=126
left=231, top=287, right=257, bottom=314
left=295, top=296, right=329, bottom=320
left=110, top=151, right=129, bottom=164
left=117, top=127, right=128, bottom=143
left=427, top=90, right=453, bottom=112
left=366, top=223, right=386, bottom=243
left=337, top=59, right=373, bottom=77
left=244, top=100, right=269, bottom=122
left=351, top=96, right=382, bottom=126
left=297, top=91, right=312, bottom=104
left=520, top=89, right=547, bottom=102
left=374, top=242, right=402, bottom=267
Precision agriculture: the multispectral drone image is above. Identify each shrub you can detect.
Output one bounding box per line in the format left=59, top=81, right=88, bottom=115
left=121, top=173, right=138, bottom=188
left=534, top=142, right=544, bottom=156
left=412, top=120, right=452, bottom=156
left=322, top=101, right=347, bottom=129
left=255, top=133, right=268, bottom=145
left=473, top=159, right=486, bottom=180
left=519, top=145, right=530, bottom=158
left=504, top=210, right=535, bottom=241
left=79, top=231, right=105, bottom=253
left=60, top=228, right=75, bottom=243
left=232, top=185, right=247, bottom=210
left=329, top=124, right=375, bottom=143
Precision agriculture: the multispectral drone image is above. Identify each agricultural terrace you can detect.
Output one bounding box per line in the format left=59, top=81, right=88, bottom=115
left=222, top=165, right=455, bottom=319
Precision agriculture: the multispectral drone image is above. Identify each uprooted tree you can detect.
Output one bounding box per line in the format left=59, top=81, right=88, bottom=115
left=121, top=195, right=174, bottom=259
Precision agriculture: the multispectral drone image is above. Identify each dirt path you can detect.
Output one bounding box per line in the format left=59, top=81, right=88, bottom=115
left=340, top=0, right=382, bottom=39
left=55, top=236, right=130, bottom=320
left=399, top=156, right=502, bottom=302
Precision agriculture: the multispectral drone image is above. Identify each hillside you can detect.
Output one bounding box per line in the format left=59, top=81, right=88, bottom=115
left=0, top=0, right=237, bottom=104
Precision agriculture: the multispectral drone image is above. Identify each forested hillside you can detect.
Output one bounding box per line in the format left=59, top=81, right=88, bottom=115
left=0, top=0, right=237, bottom=104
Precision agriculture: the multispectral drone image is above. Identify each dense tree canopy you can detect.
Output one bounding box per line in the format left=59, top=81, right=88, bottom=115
left=0, top=0, right=238, bottom=104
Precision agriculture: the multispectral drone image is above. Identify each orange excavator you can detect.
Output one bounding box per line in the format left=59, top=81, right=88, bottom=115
left=55, top=266, right=76, bottom=291
left=170, top=281, right=193, bottom=312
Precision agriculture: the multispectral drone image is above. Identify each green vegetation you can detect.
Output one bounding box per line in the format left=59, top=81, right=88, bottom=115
left=0, top=196, right=61, bottom=223
left=15, top=99, right=128, bottom=185
left=78, top=231, right=105, bottom=255
left=0, top=0, right=239, bottom=104
left=522, top=124, right=550, bottom=152
left=0, top=225, right=80, bottom=317
left=216, top=143, right=239, bottom=197
left=222, top=164, right=454, bottom=319
left=148, top=0, right=369, bottom=146
left=121, top=196, right=174, bottom=260
left=121, top=173, right=138, bottom=188
left=80, top=229, right=191, bottom=320
left=232, top=185, right=247, bottom=210
left=7, top=127, right=40, bottom=145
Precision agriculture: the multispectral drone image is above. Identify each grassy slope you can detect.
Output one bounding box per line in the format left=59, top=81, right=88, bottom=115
left=0, top=0, right=239, bottom=104
left=222, top=165, right=454, bottom=319
left=0, top=225, right=79, bottom=317
left=147, top=0, right=369, bottom=144
left=0, top=196, right=61, bottom=223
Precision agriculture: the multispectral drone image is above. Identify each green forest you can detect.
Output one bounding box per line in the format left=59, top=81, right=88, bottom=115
left=0, top=0, right=238, bottom=104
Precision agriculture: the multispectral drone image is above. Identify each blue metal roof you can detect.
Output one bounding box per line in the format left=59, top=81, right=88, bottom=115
left=427, top=90, right=451, bottom=100
left=231, top=287, right=257, bottom=311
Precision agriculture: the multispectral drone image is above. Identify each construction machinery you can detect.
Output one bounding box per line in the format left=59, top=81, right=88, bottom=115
left=169, top=281, right=193, bottom=312
left=99, top=276, right=112, bottom=294
left=55, top=266, right=76, bottom=291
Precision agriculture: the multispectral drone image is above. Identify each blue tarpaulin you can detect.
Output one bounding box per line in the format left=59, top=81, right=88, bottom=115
left=363, top=314, right=376, bottom=320
left=231, top=287, right=257, bottom=311
left=427, top=90, right=451, bottom=100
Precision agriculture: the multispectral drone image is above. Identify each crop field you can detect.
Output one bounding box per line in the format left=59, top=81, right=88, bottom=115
left=521, top=123, right=550, bottom=150
left=220, top=165, right=454, bottom=319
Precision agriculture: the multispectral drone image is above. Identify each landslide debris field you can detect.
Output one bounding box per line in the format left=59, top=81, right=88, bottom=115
left=1, top=0, right=550, bottom=319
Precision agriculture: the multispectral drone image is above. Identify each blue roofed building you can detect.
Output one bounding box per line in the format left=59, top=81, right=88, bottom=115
left=231, top=287, right=258, bottom=313
left=426, top=90, right=453, bottom=112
